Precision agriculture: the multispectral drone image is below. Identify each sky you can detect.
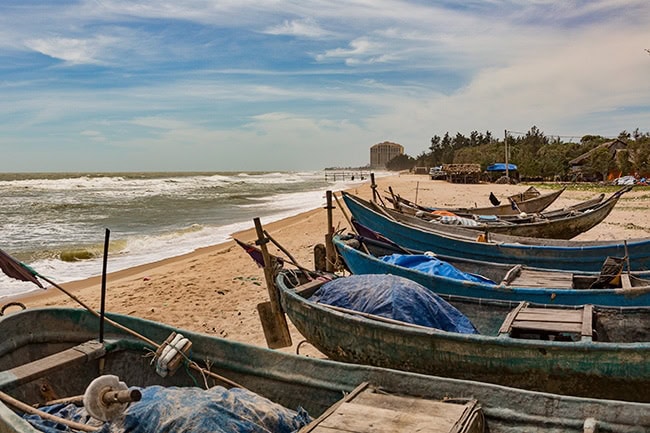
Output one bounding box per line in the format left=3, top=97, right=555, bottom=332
left=1, top=1, right=649, bottom=172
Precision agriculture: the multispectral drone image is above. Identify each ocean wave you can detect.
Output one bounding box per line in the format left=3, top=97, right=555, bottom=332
left=0, top=170, right=368, bottom=300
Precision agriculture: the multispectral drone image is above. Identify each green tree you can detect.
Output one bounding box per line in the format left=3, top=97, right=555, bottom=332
left=419, top=127, right=649, bottom=181
left=615, top=149, right=632, bottom=177
left=537, top=142, right=571, bottom=179
left=386, top=154, right=416, bottom=171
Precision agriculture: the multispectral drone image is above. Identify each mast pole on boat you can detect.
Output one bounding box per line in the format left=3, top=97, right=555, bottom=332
left=504, top=129, right=510, bottom=181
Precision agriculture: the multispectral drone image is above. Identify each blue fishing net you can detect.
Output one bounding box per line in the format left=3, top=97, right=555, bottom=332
left=24, top=385, right=311, bottom=433
left=310, top=274, right=478, bottom=334
left=379, top=253, right=495, bottom=284
left=23, top=402, right=98, bottom=432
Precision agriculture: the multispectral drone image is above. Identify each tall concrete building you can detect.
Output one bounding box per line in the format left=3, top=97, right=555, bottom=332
left=370, top=141, right=404, bottom=168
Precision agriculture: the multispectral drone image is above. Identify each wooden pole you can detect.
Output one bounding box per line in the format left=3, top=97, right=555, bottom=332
left=504, top=129, right=510, bottom=180
left=388, top=186, right=399, bottom=210
left=254, top=217, right=292, bottom=348
left=325, top=191, right=335, bottom=272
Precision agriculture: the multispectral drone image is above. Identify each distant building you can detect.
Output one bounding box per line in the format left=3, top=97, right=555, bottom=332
left=370, top=141, right=404, bottom=168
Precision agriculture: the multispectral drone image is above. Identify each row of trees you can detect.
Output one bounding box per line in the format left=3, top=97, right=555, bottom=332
left=387, top=127, right=650, bottom=181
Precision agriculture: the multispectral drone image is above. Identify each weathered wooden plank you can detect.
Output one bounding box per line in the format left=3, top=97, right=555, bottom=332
left=500, top=265, right=522, bottom=285
left=517, top=309, right=583, bottom=322
left=314, top=401, right=460, bottom=433
left=498, top=301, right=528, bottom=334
left=512, top=320, right=582, bottom=334
left=511, top=269, right=574, bottom=288
left=300, top=382, right=370, bottom=433
left=302, top=384, right=480, bottom=433
left=621, top=273, right=632, bottom=289
left=0, top=340, right=105, bottom=390
left=295, top=279, right=327, bottom=297
left=581, top=304, right=594, bottom=337
left=505, top=305, right=594, bottom=337
left=353, top=392, right=467, bottom=418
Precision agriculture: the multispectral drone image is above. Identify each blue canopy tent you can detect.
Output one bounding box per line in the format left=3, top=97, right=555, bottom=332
left=486, top=163, right=517, bottom=172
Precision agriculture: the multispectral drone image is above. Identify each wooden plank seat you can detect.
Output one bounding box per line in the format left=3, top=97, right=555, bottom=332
left=0, top=340, right=106, bottom=390
left=502, top=266, right=574, bottom=288
left=499, top=302, right=593, bottom=341
left=300, top=382, right=485, bottom=433
left=620, top=273, right=632, bottom=289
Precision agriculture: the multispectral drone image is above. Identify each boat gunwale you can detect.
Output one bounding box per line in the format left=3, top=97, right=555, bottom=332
left=333, top=235, right=650, bottom=301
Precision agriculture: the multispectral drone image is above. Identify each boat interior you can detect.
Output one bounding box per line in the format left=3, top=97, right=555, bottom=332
left=280, top=270, right=650, bottom=344
left=341, top=234, right=650, bottom=291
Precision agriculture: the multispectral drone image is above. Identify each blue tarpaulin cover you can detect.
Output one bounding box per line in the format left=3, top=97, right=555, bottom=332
left=310, top=274, right=478, bottom=334
left=24, top=386, right=311, bottom=433
left=379, top=254, right=495, bottom=285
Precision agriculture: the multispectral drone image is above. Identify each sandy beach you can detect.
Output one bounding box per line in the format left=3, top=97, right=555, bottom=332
left=5, top=174, right=650, bottom=356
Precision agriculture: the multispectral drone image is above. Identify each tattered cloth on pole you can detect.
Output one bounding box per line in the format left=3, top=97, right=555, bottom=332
left=0, top=248, right=43, bottom=288
left=234, top=239, right=284, bottom=270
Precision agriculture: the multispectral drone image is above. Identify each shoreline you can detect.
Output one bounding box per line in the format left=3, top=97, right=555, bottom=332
left=4, top=175, right=650, bottom=354
left=4, top=204, right=331, bottom=306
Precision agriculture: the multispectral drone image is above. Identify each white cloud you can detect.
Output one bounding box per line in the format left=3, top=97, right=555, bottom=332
left=263, top=18, right=333, bottom=38
left=315, top=37, right=396, bottom=65
left=24, top=35, right=118, bottom=65
left=80, top=130, right=106, bottom=142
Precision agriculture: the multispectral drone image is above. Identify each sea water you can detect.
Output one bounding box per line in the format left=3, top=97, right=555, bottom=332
left=0, top=171, right=370, bottom=300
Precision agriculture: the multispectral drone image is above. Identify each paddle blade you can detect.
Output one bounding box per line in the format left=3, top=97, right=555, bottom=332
left=257, top=301, right=292, bottom=349
left=0, top=248, right=44, bottom=288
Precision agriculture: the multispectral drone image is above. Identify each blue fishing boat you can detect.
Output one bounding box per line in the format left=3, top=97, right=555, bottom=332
left=275, top=270, right=650, bottom=404
left=341, top=191, right=650, bottom=272
left=3, top=308, right=649, bottom=432
left=333, top=232, right=650, bottom=306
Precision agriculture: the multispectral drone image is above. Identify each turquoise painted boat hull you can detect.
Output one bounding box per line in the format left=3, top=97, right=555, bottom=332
left=342, top=192, right=650, bottom=272
left=276, top=271, right=650, bottom=404
left=4, top=308, right=649, bottom=432
left=333, top=235, right=650, bottom=306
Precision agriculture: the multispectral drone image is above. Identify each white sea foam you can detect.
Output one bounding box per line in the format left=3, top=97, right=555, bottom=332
left=0, top=170, right=371, bottom=300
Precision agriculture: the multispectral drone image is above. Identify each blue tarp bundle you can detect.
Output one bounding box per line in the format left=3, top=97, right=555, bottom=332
left=379, top=254, right=495, bottom=285
left=310, top=274, right=478, bottom=334
left=25, top=386, right=311, bottom=433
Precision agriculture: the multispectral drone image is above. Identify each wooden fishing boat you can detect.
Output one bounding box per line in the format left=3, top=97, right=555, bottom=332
left=333, top=233, right=650, bottom=306
left=3, top=309, right=649, bottom=432
left=379, top=187, right=628, bottom=240
left=386, top=186, right=567, bottom=217
left=275, top=270, right=650, bottom=404
left=341, top=191, right=650, bottom=272
left=388, top=190, right=604, bottom=222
